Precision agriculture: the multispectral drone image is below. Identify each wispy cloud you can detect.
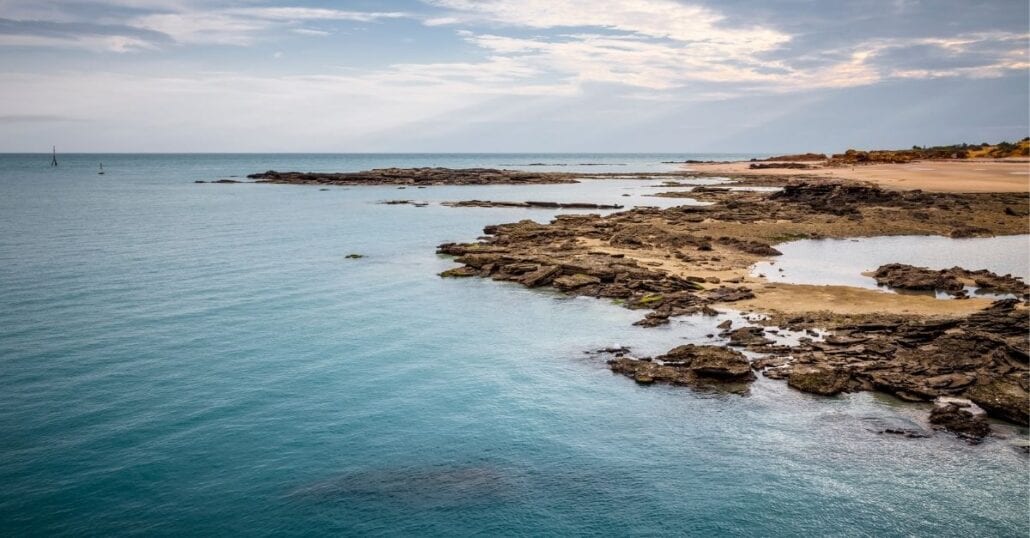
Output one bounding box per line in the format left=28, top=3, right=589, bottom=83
left=0, top=2, right=413, bottom=49
left=0, top=17, right=167, bottom=52
left=131, top=7, right=410, bottom=45
left=418, top=0, right=1028, bottom=95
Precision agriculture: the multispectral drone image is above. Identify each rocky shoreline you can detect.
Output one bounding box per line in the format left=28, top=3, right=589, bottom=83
left=436, top=177, right=1030, bottom=438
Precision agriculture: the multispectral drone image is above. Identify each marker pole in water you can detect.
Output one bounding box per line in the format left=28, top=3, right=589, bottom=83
left=51, top=146, right=58, bottom=167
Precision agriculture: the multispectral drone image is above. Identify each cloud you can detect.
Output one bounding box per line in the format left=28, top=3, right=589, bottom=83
left=0, top=113, right=84, bottom=123
left=0, top=17, right=166, bottom=52
left=224, top=8, right=408, bottom=23
left=291, top=28, right=331, bottom=37
left=0, top=2, right=413, bottom=49
left=418, top=0, right=1027, bottom=95
left=424, top=0, right=789, bottom=49
left=424, top=0, right=793, bottom=89
left=130, top=12, right=265, bottom=46
left=131, top=7, right=409, bottom=45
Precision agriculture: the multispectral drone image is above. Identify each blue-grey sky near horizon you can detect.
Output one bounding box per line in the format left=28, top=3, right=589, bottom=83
left=0, top=0, right=1027, bottom=153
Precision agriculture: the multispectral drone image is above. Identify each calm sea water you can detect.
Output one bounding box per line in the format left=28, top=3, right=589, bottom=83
left=0, top=154, right=1027, bottom=536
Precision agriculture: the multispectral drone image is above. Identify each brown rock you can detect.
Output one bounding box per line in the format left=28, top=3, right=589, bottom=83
left=553, top=273, right=602, bottom=291
left=788, top=366, right=850, bottom=396
left=871, top=263, right=964, bottom=294
left=966, top=378, right=1030, bottom=426
left=659, top=344, right=755, bottom=380
left=929, top=397, right=991, bottom=442
left=520, top=265, right=561, bottom=287
left=439, top=267, right=478, bottom=278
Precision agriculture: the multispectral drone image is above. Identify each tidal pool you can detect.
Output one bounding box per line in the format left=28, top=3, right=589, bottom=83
left=751, top=234, right=1029, bottom=292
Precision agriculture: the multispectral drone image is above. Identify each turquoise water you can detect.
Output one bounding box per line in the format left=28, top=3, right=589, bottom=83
left=0, top=154, right=1027, bottom=536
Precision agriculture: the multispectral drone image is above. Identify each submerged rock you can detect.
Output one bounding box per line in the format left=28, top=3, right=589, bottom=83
left=443, top=200, right=624, bottom=210
left=860, top=415, right=931, bottom=438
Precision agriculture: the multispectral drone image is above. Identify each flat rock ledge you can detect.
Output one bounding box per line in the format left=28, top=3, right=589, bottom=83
left=246, top=168, right=577, bottom=186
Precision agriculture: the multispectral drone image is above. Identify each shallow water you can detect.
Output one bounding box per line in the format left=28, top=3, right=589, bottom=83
left=752, top=235, right=1030, bottom=294
left=364, top=178, right=711, bottom=212
left=0, top=154, right=1027, bottom=536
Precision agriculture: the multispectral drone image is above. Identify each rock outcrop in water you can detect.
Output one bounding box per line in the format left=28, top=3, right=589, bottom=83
left=246, top=168, right=577, bottom=186
left=871, top=264, right=1028, bottom=298
left=928, top=397, right=991, bottom=442
left=608, top=345, right=754, bottom=392
left=872, top=264, right=966, bottom=295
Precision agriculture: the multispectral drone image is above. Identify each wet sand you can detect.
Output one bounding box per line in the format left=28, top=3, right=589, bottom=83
left=724, top=282, right=995, bottom=316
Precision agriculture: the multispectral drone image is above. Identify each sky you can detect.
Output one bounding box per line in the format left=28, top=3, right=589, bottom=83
left=0, top=0, right=1027, bottom=153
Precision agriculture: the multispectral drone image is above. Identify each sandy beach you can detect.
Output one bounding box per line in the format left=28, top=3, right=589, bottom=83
left=687, top=159, right=1030, bottom=193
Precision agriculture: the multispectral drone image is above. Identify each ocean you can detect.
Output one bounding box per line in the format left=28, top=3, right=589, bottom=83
left=0, top=153, right=1027, bottom=536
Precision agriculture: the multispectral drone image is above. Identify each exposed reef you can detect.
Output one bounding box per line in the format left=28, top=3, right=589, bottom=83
left=442, top=200, right=624, bottom=210
left=246, top=168, right=578, bottom=186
